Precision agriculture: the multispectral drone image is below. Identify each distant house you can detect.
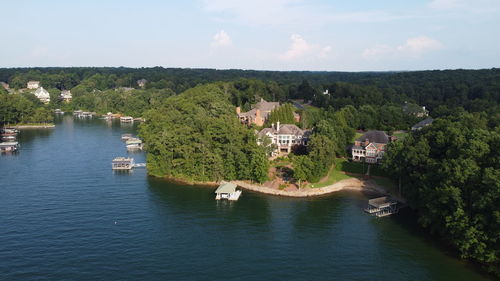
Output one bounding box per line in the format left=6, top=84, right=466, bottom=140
left=60, top=90, right=72, bottom=102
left=0, top=82, right=9, bottom=90
left=403, top=101, right=429, bottom=117
left=137, top=79, right=147, bottom=88
left=258, top=121, right=311, bottom=156
left=351, top=130, right=390, bottom=164
left=237, top=98, right=280, bottom=127
left=411, top=117, right=434, bottom=131
left=33, top=87, right=50, bottom=103
left=27, top=81, right=40, bottom=89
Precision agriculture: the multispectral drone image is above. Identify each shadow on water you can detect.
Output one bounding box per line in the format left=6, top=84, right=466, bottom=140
left=382, top=207, right=497, bottom=280
left=146, top=176, right=272, bottom=228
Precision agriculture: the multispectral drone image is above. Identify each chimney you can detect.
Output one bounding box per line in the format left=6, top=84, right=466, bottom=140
left=364, top=138, right=369, bottom=146
left=256, top=109, right=261, bottom=118
left=236, top=106, right=241, bottom=114
left=277, top=121, right=280, bottom=131
left=271, top=123, right=274, bottom=130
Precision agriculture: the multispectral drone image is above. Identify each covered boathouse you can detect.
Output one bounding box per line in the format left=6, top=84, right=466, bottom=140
left=215, top=182, right=242, bottom=201
left=365, top=196, right=398, bottom=217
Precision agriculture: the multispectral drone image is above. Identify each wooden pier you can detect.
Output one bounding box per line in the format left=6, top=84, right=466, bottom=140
left=365, top=196, right=398, bottom=217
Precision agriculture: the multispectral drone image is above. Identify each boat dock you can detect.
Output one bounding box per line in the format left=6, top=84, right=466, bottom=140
left=365, top=196, right=398, bottom=217
left=215, top=182, right=242, bottom=201
left=0, top=141, right=19, bottom=152
left=111, top=157, right=146, bottom=170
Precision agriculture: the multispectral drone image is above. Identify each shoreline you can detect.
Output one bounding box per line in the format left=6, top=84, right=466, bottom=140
left=155, top=174, right=388, bottom=197
left=232, top=178, right=388, bottom=197
left=10, top=124, right=55, bottom=129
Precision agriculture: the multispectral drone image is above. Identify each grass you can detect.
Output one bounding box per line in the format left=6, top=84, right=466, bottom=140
left=309, top=159, right=358, bottom=188
left=393, top=131, right=409, bottom=139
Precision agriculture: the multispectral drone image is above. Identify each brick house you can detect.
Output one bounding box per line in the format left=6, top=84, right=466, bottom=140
left=351, top=130, right=390, bottom=164
left=258, top=121, right=311, bottom=156
left=237, top=98, right=279, bottom=127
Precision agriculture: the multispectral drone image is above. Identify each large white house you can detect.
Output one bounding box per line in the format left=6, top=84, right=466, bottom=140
left=258, top=121, right=311, bottom=156
left=351, top=131, right=390, bottom=164
left=33, top=87, right=50, bottom=103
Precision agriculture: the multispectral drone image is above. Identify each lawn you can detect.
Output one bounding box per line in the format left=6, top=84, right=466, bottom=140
left=393, top=131, right=408, bottom=140
left=309, top=159, right=359, bottom=188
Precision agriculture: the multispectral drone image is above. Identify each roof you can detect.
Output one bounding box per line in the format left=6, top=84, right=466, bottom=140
left=258, top=124, right=309, bottom=137
left=356, top=130, right=389, bottom=144
left=254, top=99, right=279, bottom=112
left=412, top=118, right=434, bottom=129
left=215, top=182, right=237, bottom=194
left=368, top=197, right=396, bottom=208
left=0, top=142, right=18, bottom=146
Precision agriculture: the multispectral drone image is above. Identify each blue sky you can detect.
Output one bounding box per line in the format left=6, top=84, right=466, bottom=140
left=1, top=0, right=499, bottom=71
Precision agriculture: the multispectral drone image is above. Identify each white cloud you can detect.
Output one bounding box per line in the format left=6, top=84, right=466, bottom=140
left=211, top=30, right=232, bottom=47
left=279, top=34, right=331, bottom=61
left=397, top=36, right=443, bottom=54
left=363, top=36, right=443, bottom=59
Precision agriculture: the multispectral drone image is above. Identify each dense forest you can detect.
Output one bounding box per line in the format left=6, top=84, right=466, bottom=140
left=0, top=67, right=498, bottom=275
left=139, top=83, right=268, bottom=183
left=383, top=112, right=499, bottom=275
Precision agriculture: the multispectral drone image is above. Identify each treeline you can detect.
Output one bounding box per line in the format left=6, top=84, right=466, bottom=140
left=140, top=83, right=268, bottom=183
left=383, top=112, right=499, bottom=275
left=3, top=67, right=498, bottom=131
left=0, top=93, right=53, bottom=124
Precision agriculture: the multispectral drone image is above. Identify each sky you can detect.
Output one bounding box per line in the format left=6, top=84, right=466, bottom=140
left=1, top=0, right=499, bottom=71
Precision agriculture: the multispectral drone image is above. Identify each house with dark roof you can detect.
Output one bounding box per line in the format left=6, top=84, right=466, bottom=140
left=236, top=98, right=280, bottom=127
left=258, top=121, right=311, bottom=156
left=411, top=117, right=434, bottom=131
left=351, top=130, right=390, bottom=164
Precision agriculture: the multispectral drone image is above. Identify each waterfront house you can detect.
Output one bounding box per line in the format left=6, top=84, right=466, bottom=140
left=411, top=118, right=434, bottom=131
left=60, top=90, right=72, bottom=102
left=27, top=81, right=40, bottom=89
left=237, top=98, right=280, bottom=127
left=351, top=130, right=389, bottom=164
left=33, top=87, right=50, bottom=103
left=215, top=182, right=242, bottom=201
left=258, top=121, right=311, bottom=156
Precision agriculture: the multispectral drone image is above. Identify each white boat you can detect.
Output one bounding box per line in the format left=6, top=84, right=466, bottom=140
left=126, top=138, right=142, bottom=145
left=127, top=143, right=143, bottom=151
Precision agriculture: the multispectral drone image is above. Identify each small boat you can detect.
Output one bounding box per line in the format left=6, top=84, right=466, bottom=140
left=2, top=128, right=18, bottom=134
left=120, top=116, right=134, bottom=123
left=54, top=109, right=64, bottom=114
left=127, top=143, right=143, bottom=151
left=121, top=134, right=133, bottom=141
left=126, top=138, right=142, bottom=145
left=1, top=135, right=16, bottom=141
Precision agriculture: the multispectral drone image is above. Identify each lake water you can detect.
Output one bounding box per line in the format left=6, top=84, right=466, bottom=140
left=0, top=116, right=493, bottom=281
